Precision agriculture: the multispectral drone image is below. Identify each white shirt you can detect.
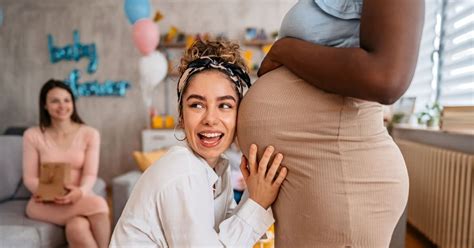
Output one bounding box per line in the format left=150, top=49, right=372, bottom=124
left=110, top=146, right=274, bottom=248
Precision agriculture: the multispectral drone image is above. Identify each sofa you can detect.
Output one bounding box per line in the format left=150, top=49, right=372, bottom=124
left=0, top=135, right=107, bottom=248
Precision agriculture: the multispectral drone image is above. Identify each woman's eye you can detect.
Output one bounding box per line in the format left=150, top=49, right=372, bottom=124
left=190, top=103, right=204, bottom=109
left=220, top=103, right=233, bottom=109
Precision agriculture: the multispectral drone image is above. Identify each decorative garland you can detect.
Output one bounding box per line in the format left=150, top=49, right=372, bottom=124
left=48, top=30, right=131, bottom=97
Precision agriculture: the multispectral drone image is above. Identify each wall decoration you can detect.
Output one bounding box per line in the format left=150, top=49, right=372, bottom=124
left=48, top=30, right=131, bottom=98
left=0, top=8, right=3, bottom=28
left=48, top=30, right=98, bottom=74
left=67, top=69, right=130, bottom=97
left=123, top=0, right=170, bottom=123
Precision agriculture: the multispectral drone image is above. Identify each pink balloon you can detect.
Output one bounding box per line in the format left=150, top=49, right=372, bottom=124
left=132, top=19, right=159, bottom=55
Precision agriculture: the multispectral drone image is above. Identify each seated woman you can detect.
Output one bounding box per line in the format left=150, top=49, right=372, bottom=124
left=110, top=39, right=287, bottom=247
left=23, top=79, right=110, bottom=248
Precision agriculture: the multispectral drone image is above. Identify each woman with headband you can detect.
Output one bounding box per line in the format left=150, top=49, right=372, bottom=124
left=110, top=39, right=287, bottom=247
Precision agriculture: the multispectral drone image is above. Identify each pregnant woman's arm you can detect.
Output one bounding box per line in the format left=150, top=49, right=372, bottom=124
left=259, top=0, right=424, bottom=105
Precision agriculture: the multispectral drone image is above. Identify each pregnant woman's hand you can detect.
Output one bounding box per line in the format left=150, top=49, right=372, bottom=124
left=258, top=54, right=282, bottom=77
left=54, top=185, right=83, bottom=205
left=241, top=144, right=288, bottom=209
left=257, top=39, right=284, bottom=77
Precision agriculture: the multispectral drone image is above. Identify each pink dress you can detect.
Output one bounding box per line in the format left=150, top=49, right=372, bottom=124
left=22, top=125, right=108, bottom=226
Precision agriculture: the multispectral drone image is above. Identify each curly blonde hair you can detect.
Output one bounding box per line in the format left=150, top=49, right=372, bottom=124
left=179, top=39, right=248, bottom=74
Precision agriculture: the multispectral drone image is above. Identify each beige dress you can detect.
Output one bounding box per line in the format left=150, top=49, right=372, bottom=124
left=23, top=126, right=108, bottom=225
left=237, top=67, right=409, bottom=247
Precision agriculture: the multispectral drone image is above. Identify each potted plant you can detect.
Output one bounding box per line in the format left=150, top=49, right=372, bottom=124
left=417, top=102, right=442, bottom=128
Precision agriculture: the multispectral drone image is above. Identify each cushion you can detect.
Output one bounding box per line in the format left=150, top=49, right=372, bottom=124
left=112, top=170, right=142, bottom=226
left=132, top=149, right=167, bottom=172
left=0, top=136, right=23, bottom=202
left=92, top=177, right=107, bottom=198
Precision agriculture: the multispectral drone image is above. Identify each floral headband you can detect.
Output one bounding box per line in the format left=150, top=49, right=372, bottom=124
left=176, top=56, right=251, bottom=114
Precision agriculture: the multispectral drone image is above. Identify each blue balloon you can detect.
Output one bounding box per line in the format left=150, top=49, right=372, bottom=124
left=124, top=0, right=151, bottom=24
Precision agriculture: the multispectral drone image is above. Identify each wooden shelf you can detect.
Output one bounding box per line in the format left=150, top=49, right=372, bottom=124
left=158, top=40, right=270, bottom=78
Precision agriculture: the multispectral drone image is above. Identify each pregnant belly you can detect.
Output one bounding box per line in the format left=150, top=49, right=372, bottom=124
left=237, top=64, right=347, bottom=197
left=237, top=66, right=387, bottom=159
left=237, top=66, right=345, bottom=157
left=237, top=67, right=352, bottom=244
left=236, top=67, right=405, bottom=246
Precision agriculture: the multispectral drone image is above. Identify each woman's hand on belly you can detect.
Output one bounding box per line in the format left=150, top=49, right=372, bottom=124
left=241, top=144, right=288, bottom=209
left=54, top=185, right=83, bottom=205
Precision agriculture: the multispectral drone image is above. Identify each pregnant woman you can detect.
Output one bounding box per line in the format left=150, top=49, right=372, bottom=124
left=237, top=0, right=424, bottom=247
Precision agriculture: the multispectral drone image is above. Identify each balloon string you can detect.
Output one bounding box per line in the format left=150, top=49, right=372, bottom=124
left=164, top=78, right=169, bottom=115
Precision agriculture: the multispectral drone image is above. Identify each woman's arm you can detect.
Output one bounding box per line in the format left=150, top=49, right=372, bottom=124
left=260, top=0, right=424, bottom=104
left=80, top=128, right=100, bottom=194
left=159, top=176, right=274, bottom=247
left=111, top=172, right=274, bottom=247
left=111, top=146, right=283, bottom=247
left=23, top=129, right=40, bottom=193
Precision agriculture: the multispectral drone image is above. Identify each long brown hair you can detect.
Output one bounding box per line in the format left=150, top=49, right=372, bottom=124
left=39, top=79, right=84, bottom=131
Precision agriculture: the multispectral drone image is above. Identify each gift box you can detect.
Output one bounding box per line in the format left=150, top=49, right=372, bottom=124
left=36, top=162, right=71, bottom=202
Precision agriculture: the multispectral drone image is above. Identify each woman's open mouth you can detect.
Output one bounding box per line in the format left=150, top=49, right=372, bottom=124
left=198, top=132, right=224, bottom=148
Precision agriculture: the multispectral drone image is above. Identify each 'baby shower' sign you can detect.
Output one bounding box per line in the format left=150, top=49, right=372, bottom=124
left=48, top=30, right=130, bottom=97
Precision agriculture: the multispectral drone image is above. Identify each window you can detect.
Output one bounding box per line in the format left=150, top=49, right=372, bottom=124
left=402, top=0, right=473, bottom=111
left=438, top=1, right=474, bottom=106
left=403, top=0, right=442, bottom=111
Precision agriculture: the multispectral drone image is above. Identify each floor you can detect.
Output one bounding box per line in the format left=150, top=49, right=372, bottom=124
left=405, top=224, right=437, bottom=248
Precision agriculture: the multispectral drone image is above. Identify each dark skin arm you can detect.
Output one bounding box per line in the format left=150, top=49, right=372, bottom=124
left=258, top=0, right=425, bottom=105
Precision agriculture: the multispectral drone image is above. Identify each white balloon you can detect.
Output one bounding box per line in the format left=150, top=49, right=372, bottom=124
left=139, top=51, right=168, bottom=90
left=139, top=51, right=168, bottom=109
